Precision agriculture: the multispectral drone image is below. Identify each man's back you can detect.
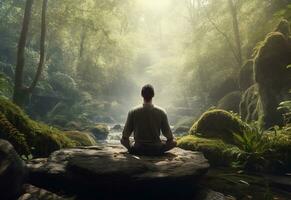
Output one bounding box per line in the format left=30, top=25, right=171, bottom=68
left=122, top=104, right=173, bottom=145
left=120, top=84, right=176, bottom=155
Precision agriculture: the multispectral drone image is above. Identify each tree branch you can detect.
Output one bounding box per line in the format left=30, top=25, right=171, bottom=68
left=28, top=0, right=48, bottom=92
left=204, top=9, right=240, bottom=65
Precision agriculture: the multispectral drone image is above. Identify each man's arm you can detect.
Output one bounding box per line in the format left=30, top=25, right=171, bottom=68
left=121, top=111, right=134, bottom=149
left=161, top=111, right=176, bottom=145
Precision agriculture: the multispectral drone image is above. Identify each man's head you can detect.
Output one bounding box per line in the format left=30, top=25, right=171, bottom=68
left=141, top=84, right=154, bottom=102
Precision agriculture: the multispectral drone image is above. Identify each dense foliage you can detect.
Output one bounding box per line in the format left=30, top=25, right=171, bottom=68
left=0, top=0, right=291, bottom=172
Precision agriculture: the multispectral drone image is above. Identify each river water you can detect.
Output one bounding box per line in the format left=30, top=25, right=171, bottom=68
left=105, top=124, right=124, bottom=144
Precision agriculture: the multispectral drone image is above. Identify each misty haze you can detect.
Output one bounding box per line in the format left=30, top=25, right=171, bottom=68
left=0, top=0, right=291, bottom=199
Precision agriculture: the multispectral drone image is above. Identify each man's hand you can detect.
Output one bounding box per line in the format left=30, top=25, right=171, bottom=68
left=120, top=137, right=131, bottom=150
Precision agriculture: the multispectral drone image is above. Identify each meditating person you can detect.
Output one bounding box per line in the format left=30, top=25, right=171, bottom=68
left=120, top=84, right=177, bottom=156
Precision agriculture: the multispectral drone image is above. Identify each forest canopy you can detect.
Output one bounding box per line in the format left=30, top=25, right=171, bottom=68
left=0, top=0, right=290, bottom=125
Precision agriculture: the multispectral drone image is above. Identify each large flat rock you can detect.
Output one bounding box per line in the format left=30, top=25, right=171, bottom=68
left=27, top=144, right=209, bottom=199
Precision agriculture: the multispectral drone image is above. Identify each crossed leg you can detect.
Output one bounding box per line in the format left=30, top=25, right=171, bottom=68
left=129, top=141, right=176, bottom=156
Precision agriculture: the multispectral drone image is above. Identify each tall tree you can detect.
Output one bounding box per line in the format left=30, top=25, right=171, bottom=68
left=13, top=0, right=48, bottom=106
left=13, top=0, right=34, bottom=105
left=228, top=0, right=242, bottom=67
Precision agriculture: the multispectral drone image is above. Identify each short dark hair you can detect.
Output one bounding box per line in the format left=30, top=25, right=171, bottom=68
left=141, top=84, right=154, bottom=101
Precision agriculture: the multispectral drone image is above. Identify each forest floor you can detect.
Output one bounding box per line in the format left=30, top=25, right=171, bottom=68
left=201, top=168, right=291, bottom=199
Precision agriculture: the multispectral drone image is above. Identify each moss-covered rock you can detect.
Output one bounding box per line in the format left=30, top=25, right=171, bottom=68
left=0, top=113, right=30, bottom=155
left=217, top=91, right=241, bottom=114
left=189, top=109, right=247, bottom=144
left=275, top=19, right=290, bottom=37
left=262, top=126, right=291, bottom=173
left=177, top=135, right=238, bottom=166
left=239, top=84, right=262, bottom=123
left=89, top=124, right=109, bottom=140
left=239, top=60, right=254, bottom=91
left=0, top=98, right=75, bottom=157
left=254, top=31, right=291, bottom=128
left=64, top=131, right=97, bottom=146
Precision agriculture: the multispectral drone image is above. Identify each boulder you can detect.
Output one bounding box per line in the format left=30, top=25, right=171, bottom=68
left=217, top=91, right=241, bottom=113
left=0, top=139, right=27, bottom=200
left=275, top=19, right=290, bottom=37
left=254, top=31, right=291, bottom=128
left=89, top=124, right=109, bottom=140
left=190, top=109, right=247, bottom=144
left=63, top=131, right=97, bottom=146
left=111, top=124, right=123, bottom=131
left=27, top=145, right=209, bottom=199
left=209, top=77, right=239, bottom=104
left=0, top=98, right=75, bottom=157
left=178, top=135, right=238, bottom=167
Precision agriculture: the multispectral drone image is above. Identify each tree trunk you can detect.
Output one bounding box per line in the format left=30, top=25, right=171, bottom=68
left=228, top=0, right=242, bottom=67
left=28, top=0, right=48, bottom=92
left=13, top=0, right=34, bottom=106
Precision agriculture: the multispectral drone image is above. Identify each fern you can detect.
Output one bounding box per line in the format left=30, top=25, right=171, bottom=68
left=232, top=123, right=269, bottom=171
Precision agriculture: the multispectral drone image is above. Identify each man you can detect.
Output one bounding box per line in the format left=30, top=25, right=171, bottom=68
left=120, top=84, right=177, bottom=156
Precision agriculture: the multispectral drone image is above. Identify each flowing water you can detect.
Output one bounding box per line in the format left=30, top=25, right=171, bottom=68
left=105, top=124, right=124, bottom=144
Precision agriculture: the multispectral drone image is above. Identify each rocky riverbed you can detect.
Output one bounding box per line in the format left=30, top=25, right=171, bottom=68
left=1, top=138, right=236, bottom=200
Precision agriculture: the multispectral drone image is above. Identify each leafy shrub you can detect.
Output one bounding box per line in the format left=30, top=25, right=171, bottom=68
left=264, top=125, right=291, bottom=173
left=49, top=72, right=79, bottom=98
left=233, top=124, right=269, bottom=171
left=278, top=99, right=291, bottom=124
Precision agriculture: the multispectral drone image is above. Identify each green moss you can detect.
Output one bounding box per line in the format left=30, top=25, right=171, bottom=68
left=0, top=112, right=30, bottom=155
left=262, top=127, right=291, bottom=172
left=254, top=31, right=291, bottom=128
left=0, top=98, right=75, bottom=157
left=217, top=91, right=241, bottom=114
left=89, top=124, right=109, bottom=140
left=64, top=131, right=97, bottom=146
left=189, top=109, right=247, bottom=144
left=177, top=135, right=238, bottom=166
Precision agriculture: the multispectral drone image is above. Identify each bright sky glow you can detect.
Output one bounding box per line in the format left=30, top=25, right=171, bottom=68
left=138, top=0, right=172, bottom=12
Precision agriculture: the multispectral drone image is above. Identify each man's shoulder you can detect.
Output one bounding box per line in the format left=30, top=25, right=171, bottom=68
left=129, top=105, right=143, bottom=113
left=129, top=104, right=167, bottom=114
left=153, top=105, right=167, bottom=115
